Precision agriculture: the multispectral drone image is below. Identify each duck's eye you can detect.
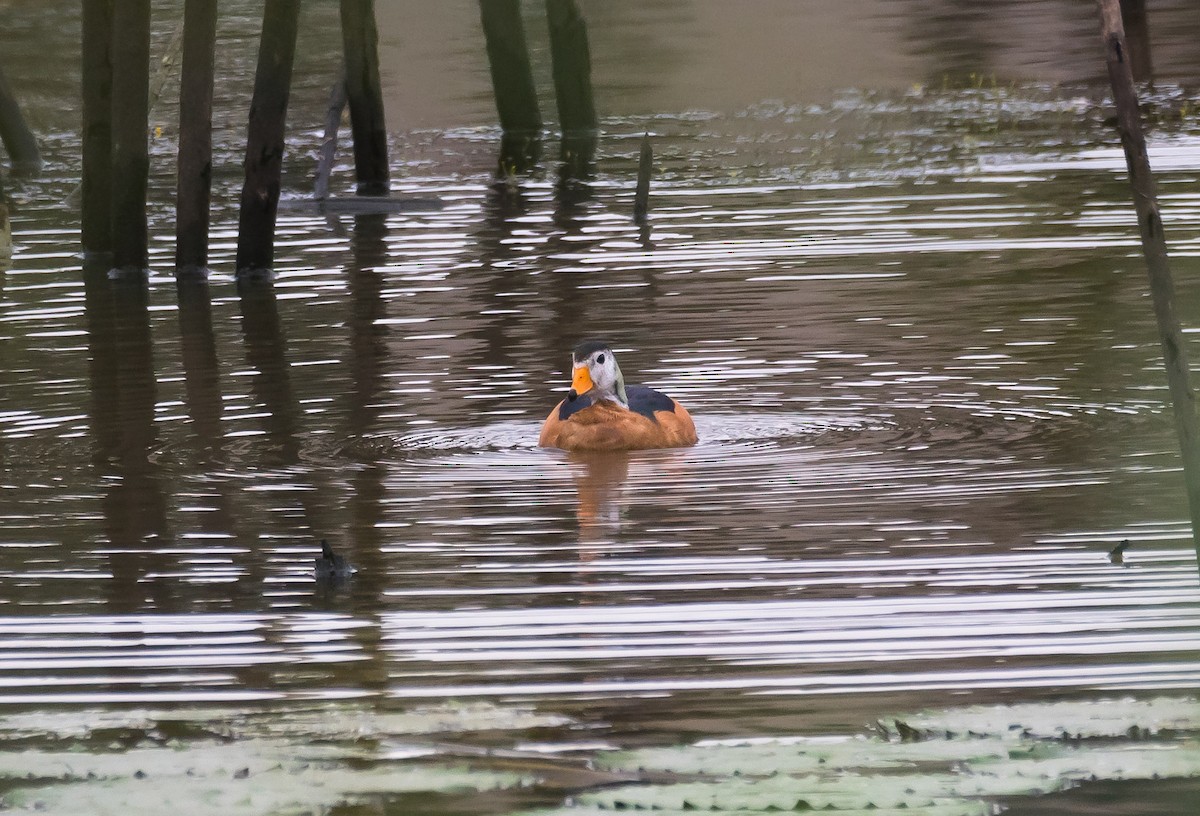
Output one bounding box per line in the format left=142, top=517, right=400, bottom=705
left=596, top=353, right=605, bottom=364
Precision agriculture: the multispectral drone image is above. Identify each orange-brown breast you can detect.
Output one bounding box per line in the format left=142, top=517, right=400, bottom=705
left=539, top=399, right=697, bottom=452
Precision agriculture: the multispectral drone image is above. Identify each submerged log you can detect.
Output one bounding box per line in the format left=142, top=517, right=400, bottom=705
left=148, top=15, right=186, bottom=116
left=109, top=0, right=152, bottom=275
left=81, top=0, right=115, bottom=256
left=1097, top=0, right=1200, bottom=567
left=545, top=0, right=597, bottom=135
left=175, top=0, right=218, bottom=276
left=340, top=0, right=389, bottom=195
left=315, top=70, right=347, bottom=201
left=479, top=0, right=542, bottom=134
left=278, top=194, right=443, bottom=215
left=236, top=0, right=301, bottom=276
left=0, top=65, right=42, bottom=174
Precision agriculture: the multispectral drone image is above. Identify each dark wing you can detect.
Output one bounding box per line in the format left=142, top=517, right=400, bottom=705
left=557, top=386, right=676, bottom=422
left=626, top=385, right=677, bottom=422
left=557, top=390, right=598, bottom=420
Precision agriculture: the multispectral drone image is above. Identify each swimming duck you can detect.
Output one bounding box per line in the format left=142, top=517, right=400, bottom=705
left=314, top=539, right=354, bottom=579
left=539, top=340, right=697, bottom=451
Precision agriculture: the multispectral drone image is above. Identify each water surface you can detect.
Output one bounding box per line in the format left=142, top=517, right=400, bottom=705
left=1, top=1, right=1199, bottom=812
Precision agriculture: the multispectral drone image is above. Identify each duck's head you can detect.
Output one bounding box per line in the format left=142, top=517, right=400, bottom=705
left=568, top=339, right=628, bottom=407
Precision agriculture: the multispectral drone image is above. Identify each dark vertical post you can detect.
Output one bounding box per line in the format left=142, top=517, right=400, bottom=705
left=633, top=133, right=651, bottom=223
left=1097, top=0, right=1200, bottom=568
left=81, top=0, right=114, bottom=257
left=110, top=0, right=152, bottom=275
left=236, top=0, right=301, bottom=276
left=1119, top=0, right=1153, bottom=82
left=176, top=0, right=218, bottom=276
left=545, top=0, right=597, bottom=134
left=498, top=131, right=542, bottom=177
left=340, top=0, right=389, bottom=195
left=0, top=66, right=42, bottom=174
left=478, top=0, right=542, bottom=134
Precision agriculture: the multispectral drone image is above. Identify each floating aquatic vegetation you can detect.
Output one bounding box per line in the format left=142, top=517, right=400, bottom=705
left=0, top=742, right=524, bottom=816
left=3, top=696, right=1198, bottom=815
left=896, top=696, right=1200, bottom=741
left=0, top=701, right=565, bottom=816
left=0, top=700, right=572, bottom=743
left=518, top=696, right=1200, bottom=816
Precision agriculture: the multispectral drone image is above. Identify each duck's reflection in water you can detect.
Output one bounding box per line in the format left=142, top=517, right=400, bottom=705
left=569, top=452, right=633, bottom=557
left=567, top=448, right=696, bottom=560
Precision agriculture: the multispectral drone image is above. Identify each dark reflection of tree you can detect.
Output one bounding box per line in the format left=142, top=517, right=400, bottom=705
left=544, top=0, right=693, bottom=113
left=544, top=133, right=599, bottom=351
left=0, top=242, right=7, bottom=476
left=343, top=215, right=389, bottom=598
left=899, top=0, right=1003, bottom=81
left=1119, top=0, right=1154, bottom=84
left=554, top=133, right=597, bottom=229
left=236, top=278, right=328, bottom=543
left=338, top=213, right=391, bottom=691
left=464, top=137, right=541, bottom=386
left=896, top=0, right=1159, bottom=86
left=83, top=262, right=173, bottom=614
left=346, top=215, right=389, bottom=438
left=176, top=277, right=264, bottom=607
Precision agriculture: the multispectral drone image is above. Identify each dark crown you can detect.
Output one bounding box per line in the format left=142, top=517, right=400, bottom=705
left=572, top=339, right=614, bottom=363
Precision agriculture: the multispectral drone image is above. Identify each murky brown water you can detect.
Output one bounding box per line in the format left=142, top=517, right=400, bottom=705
left=2, top=1, right=1200, bottom=813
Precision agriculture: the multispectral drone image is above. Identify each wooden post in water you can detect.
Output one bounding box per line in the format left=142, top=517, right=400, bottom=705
left=236, top=0, right=301, bottom=276
left=633, top=133, right=651, bottom=224
left=478, top=0, right=542, bottom=134
left=340, top=0, right=389, bottom=195
left=175, top=0, right=218, bottom=276
left=1097, top=0, right=1200, bottom=567
left=81, top=0, right=114, bottom=257
left=110, top=0, right=152, bottom=275
left=0, top=66, right=42, bottom=174
left=545, top=0, right=597, bottom=135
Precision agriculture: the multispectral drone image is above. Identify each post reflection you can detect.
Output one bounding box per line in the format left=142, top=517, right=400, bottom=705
left=467, top=139, right=537, bottom=376
left=236, top=277, right=330, bottom=547
left=83, top=262, right=173, bottom=613
left=343, top=213, right=389, bottom=614
left=176, top=277, right=263, bottom=604
left=553, top=132, right=597, bottom=233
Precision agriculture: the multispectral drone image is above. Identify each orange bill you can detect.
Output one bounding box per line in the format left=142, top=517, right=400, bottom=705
left=571, top=365, right=594, bottom=395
